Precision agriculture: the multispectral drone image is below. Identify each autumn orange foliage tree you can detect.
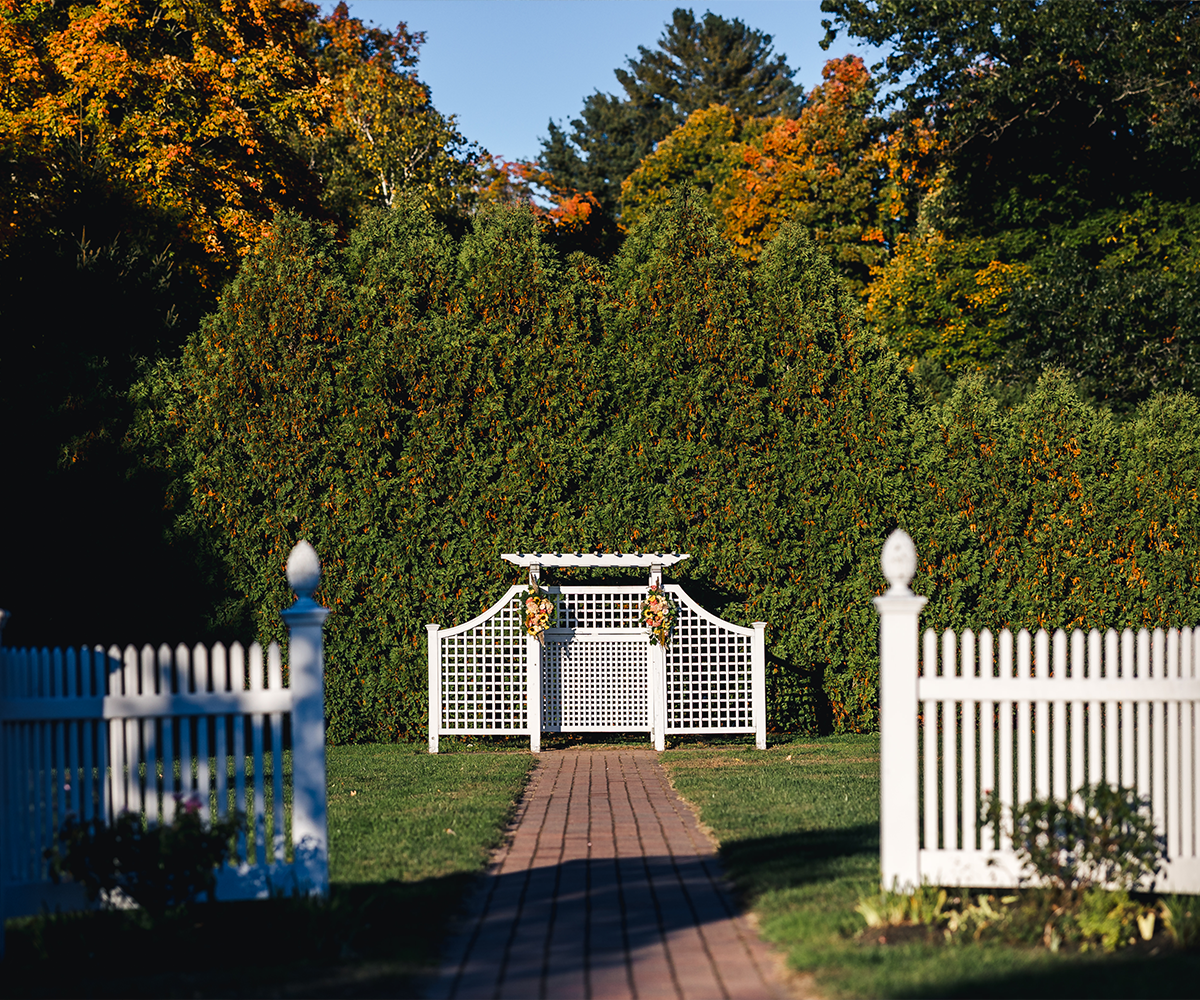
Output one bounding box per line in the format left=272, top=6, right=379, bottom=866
left=721, top=55, right=883, bottom=288
left=0, top=0, right=326, bottom=278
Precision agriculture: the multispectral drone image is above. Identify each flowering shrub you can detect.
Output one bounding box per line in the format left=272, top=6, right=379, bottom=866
left=522, top=577, right=556, bottom=641
left=47, top=796, right=244, bottom=917
left=640, top=584, right=678, bottom=646
left=982, top=783, right=1163, bottom=895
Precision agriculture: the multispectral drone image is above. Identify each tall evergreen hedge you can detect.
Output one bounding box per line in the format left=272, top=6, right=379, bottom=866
left=141, top=192, right=1200, bottom=742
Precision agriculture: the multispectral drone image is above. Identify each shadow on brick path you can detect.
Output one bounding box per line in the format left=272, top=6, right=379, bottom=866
left=425, top=749, right=787, bottom=1000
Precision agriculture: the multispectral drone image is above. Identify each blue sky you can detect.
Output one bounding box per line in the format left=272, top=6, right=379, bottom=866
left=332, top=1, right=889, bottom=163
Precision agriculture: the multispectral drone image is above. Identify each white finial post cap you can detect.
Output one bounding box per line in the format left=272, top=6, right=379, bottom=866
left=287, top=540, right=322, bottom=598
left=881, top=530, right=917, bottom=596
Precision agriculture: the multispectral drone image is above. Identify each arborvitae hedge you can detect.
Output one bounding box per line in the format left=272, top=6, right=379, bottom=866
left=142, top=191, right=1200, bottom=742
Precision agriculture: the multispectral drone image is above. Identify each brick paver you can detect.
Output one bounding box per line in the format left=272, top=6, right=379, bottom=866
left=427, top=749, right=786, bottom=1000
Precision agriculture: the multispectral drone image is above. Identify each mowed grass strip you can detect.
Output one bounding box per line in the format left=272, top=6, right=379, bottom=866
left=4, top=744, right=535, bottom=998
left=661, top=735, right=1200, bottom=999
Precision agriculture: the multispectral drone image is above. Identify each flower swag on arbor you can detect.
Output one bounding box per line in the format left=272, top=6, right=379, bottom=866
left=641, top=584, right=678, bottom=647
left=521, top=575, right=556, bottom=642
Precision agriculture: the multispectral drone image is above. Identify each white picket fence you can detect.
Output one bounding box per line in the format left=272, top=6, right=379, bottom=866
left=876, top=530, right=1200, bottom=893
left=0, top=541, right=331, bottom=939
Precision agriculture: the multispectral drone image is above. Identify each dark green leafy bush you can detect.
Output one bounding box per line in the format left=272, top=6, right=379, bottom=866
left=47, top=799, right=244, bottom=918
left=134, top=190, right=1200, bottom=741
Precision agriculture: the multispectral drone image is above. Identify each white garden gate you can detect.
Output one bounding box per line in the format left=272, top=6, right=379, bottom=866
left=0, top=542, right=331, bottom=948
left=426, top=554, right=766, bottom=753
left=875, top=530, right=1200, bottom=893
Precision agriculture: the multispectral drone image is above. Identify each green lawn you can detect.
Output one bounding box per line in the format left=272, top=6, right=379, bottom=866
left=2, top=742, right=535, bottom=998
left=661, top=734, right=1200, bottom=998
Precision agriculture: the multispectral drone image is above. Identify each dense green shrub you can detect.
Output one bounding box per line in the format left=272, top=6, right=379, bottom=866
left=138, top=191, right=1200, bottom=741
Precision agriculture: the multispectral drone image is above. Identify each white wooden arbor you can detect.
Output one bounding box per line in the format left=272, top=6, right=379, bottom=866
left=427, top=553, right=766, bottom=753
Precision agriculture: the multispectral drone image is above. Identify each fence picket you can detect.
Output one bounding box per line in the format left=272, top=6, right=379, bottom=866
left=1176, top=629, right=1194, bottom=859
left=1052, top=630, right=1067, bottom=800
left=53, top=652, right=67, bottom=828
left=1121, top=630, right=1135, bottom=789
left=233, top=702, right=247, bottom=862
left=194, top=645, right=210, bottom=820
left=961, top=630, right=977, bottom=851
left=1137, top=630, right=1151, bottom=804
left=941, top=631, right=957, bottom=850
left=1070, top=631, right=1085, bottom=799
left=997, top=629, right=1014, bottom=851
left=922, top=629, right=937, bottom=851
left=1016, top=631, right=1032, bottom=806
left=979, top=629, right=996, bottom=851
left=1104, top=630, right=1119, bottom=785
left=215, top=712, right=228, bottom=821
left=1167, top=630, right=1181, bottom=859
left=251, top=708, right=266, bottom=868
left=271, top=711, right=285, bottom=862
left=1034, top=630, right=1050, bottom=799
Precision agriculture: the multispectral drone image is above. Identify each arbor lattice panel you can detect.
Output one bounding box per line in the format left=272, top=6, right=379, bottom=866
left=437, top=590, right=529, bottom=733
left=427, top=565, right=765, bottom=752
left=665, top=598, right=754, bottom=732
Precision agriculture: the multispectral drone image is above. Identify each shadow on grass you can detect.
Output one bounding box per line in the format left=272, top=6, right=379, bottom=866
left=2, top=874, right=473, bottom=999
left=718, top=822, right=880, bottom=897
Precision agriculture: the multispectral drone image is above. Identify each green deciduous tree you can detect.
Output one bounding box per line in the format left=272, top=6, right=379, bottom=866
left=822, top=0, right=1200, bottom=402
left=297, top=2, right=484, bottom=228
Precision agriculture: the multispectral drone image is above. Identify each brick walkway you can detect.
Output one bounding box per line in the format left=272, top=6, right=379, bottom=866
left=426, top=749, right=787, bottom=1000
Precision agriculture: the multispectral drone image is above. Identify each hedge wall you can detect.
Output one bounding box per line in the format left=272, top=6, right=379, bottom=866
left=140, top=190, right=1200, bottom=741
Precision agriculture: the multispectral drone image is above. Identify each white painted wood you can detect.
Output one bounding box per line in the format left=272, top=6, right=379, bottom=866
left=979, top=629, right=996, bottom=852
left=251, top=712, right=266, bottom=868
left=426, top=623, right=441, bottom=754
left=215, top=709, right=228, bottom=820
left=271, top=711, right=285, bottom=863
left=1053, top=630, right=1067, bottom=799
left=961, top=630, right=977, bottom=851
left=281, top=541, right=331, bottom=895
left=502, top=552, right=690, bottom=568
left=1105, top=629, right=1119, bottom=785
left=942, top=630, right=958, bottom=850
left=1017, top=630, right=1032, bottom=806
left=528, top=635, right=542, bottom=754
left=919, top=849, right=1026, bottom=887
left=752, top=623, right=767, bottom=750
left=923, top=630, right=938, bottom=854
left=1121, top=629, right=1135, bottom=790
left=233, top=702, right=247, bottom=861
left=427, top=572, right=762, bottom=751
left=874, top=536, right=1200, bottom=894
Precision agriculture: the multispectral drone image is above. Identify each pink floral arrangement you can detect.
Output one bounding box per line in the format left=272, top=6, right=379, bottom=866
left=522, top=577, right=556, bottom=642
left=640, top=584, right=678, bottom=647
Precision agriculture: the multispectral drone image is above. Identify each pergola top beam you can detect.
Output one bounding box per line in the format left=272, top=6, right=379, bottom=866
left=501, top=553, right=690, bottom=569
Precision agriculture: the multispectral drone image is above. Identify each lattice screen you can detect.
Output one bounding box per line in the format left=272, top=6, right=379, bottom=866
left=543, top=637, right=649, bottom=731
left=556, top=590, right=645, bottom=630
left=439, top=594, right=529, bottom=732
left=664, top=594, right=754, bottom=732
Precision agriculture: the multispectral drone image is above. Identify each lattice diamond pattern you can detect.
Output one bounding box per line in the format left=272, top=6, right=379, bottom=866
left=440, top=596, right=528, bottom=731
left=556, top=590, right=644, bottom=630
left=542, top=638, right=648, bottom=731
left=665, top=601, right=753, bottom=732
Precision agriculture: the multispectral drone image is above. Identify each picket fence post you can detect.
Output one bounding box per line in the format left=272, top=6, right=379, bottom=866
left=280, top=541, right=331, bottom=896
left=874, top=530, right=927, bottom=892
left=752, top=622, right=767, bottom=750
left=427, top=623, right=441, bottom=754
